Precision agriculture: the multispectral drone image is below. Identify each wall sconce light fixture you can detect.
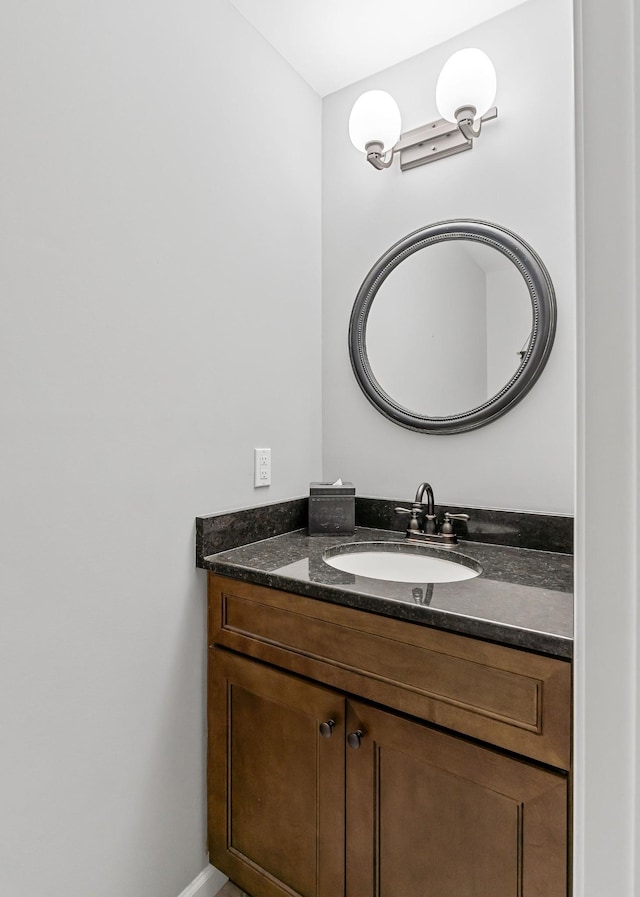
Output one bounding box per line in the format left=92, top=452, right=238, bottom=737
left=349, top=48, right=498, bottom=172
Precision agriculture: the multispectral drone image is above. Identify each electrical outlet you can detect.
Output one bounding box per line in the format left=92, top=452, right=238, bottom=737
left=254, top=448, right=271, bottom=487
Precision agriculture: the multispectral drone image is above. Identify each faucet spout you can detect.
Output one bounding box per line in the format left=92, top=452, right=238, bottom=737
left=414, top=482, right=434, bottom=516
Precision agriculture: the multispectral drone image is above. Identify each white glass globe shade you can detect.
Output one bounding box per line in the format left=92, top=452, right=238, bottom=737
left=435, top=48, right=497, bottom=123
left=349, top=90, right=402, bottom=153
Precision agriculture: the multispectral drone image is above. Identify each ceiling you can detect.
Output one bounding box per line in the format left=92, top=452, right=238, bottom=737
left=227, top=0, right=529, bottom=97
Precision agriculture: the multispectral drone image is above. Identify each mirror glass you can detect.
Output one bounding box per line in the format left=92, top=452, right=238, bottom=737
left=349, top=220, right=556, bottom=434
left=365, top=241, right=532, bottom=416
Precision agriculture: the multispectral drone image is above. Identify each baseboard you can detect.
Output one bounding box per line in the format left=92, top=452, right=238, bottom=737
left=177, top=865, right=228, bottom=897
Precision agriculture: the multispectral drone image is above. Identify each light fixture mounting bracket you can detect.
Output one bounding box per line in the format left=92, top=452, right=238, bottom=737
left=397, top=106, right=497, bottom=171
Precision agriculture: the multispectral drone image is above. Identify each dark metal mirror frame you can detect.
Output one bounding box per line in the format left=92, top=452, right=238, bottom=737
left=348, top=219, right=557, bottom=435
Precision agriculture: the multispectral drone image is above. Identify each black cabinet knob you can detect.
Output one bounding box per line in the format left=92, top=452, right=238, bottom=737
left=347, top=729, right=364, bottom=749
left=319, top=719, right=336, bottom=738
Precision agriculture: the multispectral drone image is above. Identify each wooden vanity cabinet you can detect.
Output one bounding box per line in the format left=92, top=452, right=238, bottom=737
left=207, top=574, right=571, bottom=897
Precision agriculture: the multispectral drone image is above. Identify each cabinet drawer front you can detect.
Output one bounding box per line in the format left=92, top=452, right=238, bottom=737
left=209, top=574, right=571, bottom=769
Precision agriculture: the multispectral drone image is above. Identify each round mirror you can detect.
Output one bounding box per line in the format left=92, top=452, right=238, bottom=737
left=348, top=220, right=556, bottom=434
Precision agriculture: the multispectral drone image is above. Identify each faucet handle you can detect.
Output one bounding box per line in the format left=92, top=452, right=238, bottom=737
left=441, top=511, right=470, bottom=541
left=395, top=506, right=422, bottom=532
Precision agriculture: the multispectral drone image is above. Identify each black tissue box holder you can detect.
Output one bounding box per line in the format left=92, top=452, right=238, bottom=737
left=308, top=482, right=355, bottom=535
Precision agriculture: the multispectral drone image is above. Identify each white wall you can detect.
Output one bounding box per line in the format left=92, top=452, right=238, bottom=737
left=574, top=0, right=640, bottom=892
left=322, top=0, right=575, bottom=514
left=0, top=2, right=321, bottom=895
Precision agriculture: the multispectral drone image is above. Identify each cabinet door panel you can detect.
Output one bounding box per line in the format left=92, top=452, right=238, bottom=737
left=346, top=700, right=568, bottom=897
left=209, top=650, right=345, bottom=897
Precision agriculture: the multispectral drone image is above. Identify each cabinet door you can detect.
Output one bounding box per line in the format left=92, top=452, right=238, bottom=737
left=345, top=700, right=568, bottom=897
left=208, top=650, right=345, bottom=897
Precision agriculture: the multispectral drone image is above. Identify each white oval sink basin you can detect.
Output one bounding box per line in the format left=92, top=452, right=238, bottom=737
left=323, top=544, right=481, bottom=583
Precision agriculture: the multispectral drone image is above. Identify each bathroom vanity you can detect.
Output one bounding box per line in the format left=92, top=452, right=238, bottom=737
left=198, top=505, right=573, bottom=897
left=196, top=211, right=571, bottom=896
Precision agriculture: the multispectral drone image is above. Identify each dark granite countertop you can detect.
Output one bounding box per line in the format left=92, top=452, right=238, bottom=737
left=199, top=525, right=573, bottom=659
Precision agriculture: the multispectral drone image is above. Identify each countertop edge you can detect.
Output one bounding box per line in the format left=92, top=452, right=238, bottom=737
left=201, top=555, right=573, bottom=661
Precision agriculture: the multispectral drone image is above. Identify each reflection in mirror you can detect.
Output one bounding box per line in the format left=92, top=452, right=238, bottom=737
left=365, top=241, right=532, bottom=416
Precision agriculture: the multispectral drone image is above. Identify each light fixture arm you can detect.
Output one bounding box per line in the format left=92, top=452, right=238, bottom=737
left=365, top=141, right=395, bottom=170
left=455, top=105, right=482, bottom=140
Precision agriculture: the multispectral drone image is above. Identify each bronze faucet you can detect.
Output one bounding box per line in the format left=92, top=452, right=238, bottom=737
left=395, top=482, right=469, bottom=545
